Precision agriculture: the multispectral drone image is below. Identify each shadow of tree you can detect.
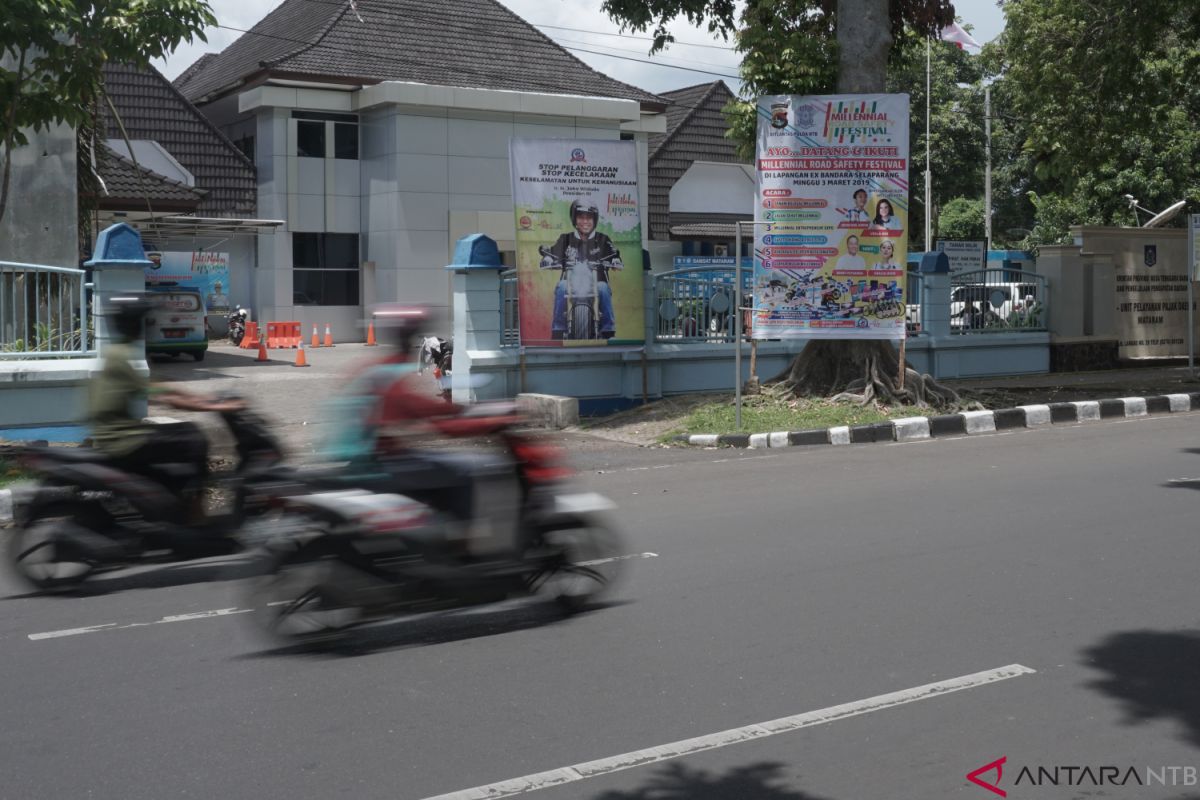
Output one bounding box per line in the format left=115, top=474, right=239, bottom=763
left=590, top=762, right=832, bottom=800
left=1084, top=630, right=1200, bottom=749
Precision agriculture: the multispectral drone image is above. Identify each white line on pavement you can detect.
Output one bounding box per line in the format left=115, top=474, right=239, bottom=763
left=419, top=663, right=1037, bottom=800
left=28, top=607, right=251, bottom=641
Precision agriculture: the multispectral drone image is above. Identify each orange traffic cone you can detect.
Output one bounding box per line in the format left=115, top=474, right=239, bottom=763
left=323, top=323, right=334, bottom=348
left=365, top=318, right=377, bottom=346
left=294, top=342, right=310, bottom=367
left=311, top=324, right=320, bottom=349
left=255, top=332, right=269, bottom=363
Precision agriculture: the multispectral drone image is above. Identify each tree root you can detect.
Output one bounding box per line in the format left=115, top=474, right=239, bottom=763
left=765, top=340, right=962, bottom=410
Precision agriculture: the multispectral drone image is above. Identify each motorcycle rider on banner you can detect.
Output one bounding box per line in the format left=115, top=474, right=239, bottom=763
left=89, top=294, right=245, bottom=522
left=544, top=198, right=623, bottom=339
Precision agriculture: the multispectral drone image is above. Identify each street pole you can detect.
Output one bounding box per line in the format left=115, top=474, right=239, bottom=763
left=925, top=39, right=931, bottom=253
left=1190, top=214, right=1198, bottom=377
left=735, top=221, right=743, bottom=430
left=985, top=84, right=992, bottom=253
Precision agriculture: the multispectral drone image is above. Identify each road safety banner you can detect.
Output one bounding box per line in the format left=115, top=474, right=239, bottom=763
left=509, top=139, right=645, bottom=347
left=753, top=94, right=910, bottom=340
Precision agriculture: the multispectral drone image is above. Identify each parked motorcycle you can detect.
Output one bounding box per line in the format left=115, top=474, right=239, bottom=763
left=227, top=305, right=249, bottom=346
left=7, top=395, right=293, bottom=591
left=244, top=416, right=626, bottom=645
left=539, top=246, right=619, bottom=341
left=419, top=335, right=453, bottom=401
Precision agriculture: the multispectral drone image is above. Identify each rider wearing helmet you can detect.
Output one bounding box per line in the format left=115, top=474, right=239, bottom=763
left=544, top=198, right=623, bottom=339
left=89, top=294, right=242, bottom=520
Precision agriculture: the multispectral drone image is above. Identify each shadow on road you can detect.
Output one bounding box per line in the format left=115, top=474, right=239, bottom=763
left=588, top=762, right=833, bottom=800
left=1083, top=630, right=1200, bottom=748
left=2, top=556, right=259, bottom=599
left=240, top=599, right=629, bottom=659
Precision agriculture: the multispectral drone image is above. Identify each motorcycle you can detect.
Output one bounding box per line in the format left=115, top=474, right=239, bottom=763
left=228, top=305, right=249, bottom=346
left=419, top=336, right=453, bottom=401
left=244, top=414, right=627, bottom=645
left=539, top=246, right=619, bottom=341
left=6, top=395, right=295, bottom=591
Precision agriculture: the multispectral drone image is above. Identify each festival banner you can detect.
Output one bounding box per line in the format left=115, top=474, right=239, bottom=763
left=509, top=139, right=645, bottom=347
left=753, top=94, right=910, bottom=339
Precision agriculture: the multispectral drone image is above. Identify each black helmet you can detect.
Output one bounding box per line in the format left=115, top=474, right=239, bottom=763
left=107, top=293, right=155, bottom=341
left=570, top=199, right=600, bottom=226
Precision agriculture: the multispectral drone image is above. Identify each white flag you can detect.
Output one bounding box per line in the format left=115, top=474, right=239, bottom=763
left=940, top=21, right=982, bottom=50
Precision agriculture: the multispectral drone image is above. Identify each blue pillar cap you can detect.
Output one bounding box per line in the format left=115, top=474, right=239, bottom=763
left=84, top=223, right=152, bottom=267
left=445, top=234, right=504, bottom=271
left=918, top=251, right=950, bottom=274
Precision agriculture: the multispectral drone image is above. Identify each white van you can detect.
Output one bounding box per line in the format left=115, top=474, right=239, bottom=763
left=145, top=287, right=208, bottom=361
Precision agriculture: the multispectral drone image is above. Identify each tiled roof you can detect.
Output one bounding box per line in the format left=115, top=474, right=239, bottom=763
left=100, top=62, right=256, bottom=217
left=172, top=53, right=218, bottom=95
left=668, top=213, right=751, bottom=240
left=92, top=143, right=207, bottom=210
left=178, top=0, right=664, bottom=108
left=648, top=81, right=746, bottom=240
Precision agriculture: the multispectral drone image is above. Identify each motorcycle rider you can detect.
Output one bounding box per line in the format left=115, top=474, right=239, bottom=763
left=544, top=199, right=623, bottom=339
left=89, top=294, right=243, bottom=522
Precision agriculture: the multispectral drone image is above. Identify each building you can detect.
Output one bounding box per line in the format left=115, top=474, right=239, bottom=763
left=174, top=0, right=667, bottom=338
left=645, top=81, right=753, bottom=270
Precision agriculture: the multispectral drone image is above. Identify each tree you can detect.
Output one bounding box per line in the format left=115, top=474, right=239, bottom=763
left=604, top=0, right=963, bottom=407
left=938, top=196, right=985, bottom=240
left=996, top=0, right=1200, bottom=243
left=0, top=0, right=215, bottom=224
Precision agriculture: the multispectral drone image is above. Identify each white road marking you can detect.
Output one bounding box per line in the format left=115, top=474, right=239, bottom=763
left=420, top=663, right=1037, bottom=800
left=576, top=552, right=657, bottom=567
left=28, top=607, right=251, bottom=641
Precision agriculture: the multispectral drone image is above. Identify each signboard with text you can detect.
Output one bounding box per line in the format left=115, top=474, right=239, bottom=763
left=936, top=240, right=986, bottom=274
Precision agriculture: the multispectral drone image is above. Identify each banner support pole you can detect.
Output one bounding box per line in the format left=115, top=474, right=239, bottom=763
left=735, top=221, right=743, bottom=431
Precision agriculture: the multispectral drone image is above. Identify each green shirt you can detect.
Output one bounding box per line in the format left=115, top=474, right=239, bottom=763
left=88, top=342, right=151, bottom=456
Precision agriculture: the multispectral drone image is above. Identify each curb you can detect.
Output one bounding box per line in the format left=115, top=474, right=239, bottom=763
left=677, top=392, right=1200, bottom=450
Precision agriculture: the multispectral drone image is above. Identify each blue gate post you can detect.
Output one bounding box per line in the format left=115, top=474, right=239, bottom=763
left=446, top=234, right=506, bottom=404
left=85, top=223, right=153, bottom=416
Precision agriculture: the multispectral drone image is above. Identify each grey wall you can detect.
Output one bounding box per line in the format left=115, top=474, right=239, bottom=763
left=0, top=122, right=78, bottom=267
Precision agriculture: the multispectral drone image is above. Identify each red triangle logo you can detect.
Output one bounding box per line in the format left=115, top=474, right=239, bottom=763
left=967, top=756, right=1007, bottom=797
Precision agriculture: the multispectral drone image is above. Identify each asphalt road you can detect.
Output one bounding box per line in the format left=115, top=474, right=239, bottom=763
left=4, top=406, right=1200, bottom=799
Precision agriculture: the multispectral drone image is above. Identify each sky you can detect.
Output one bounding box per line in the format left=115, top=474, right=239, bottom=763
left=155, top=0, right=1007, bottom=95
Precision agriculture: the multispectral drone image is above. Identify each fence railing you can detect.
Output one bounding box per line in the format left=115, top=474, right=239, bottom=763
left=905, top=270, right=925, bottom=336
left=500, top=269, right=519, bottom=346
left=949, top=268, right=1048, bottom=334
left=0, top=261, right=92, bottom=358
left=654, top=266, right=754, bottom=342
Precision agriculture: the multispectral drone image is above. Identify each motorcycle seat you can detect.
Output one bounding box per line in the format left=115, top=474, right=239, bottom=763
left=24, top=446, right=111, bottom=464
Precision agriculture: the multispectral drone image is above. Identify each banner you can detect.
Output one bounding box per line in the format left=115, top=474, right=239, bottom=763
left=143, top=250, right=231, bottom=317
left=753, top=94, right=910, bottom=340
left=510, top=139, right=645, bottom=347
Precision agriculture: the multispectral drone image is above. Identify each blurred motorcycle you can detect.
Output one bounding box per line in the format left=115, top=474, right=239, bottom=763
left=244, top=415, right=626, bottom=645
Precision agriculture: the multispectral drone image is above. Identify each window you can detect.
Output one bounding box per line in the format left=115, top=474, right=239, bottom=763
left=334, top=123, right=358, bottom=159
left=292, top=233, right=360, bottom=306
left=233, top=135, right=255, bottom=162
left=297, top=121, right=325, bottom=158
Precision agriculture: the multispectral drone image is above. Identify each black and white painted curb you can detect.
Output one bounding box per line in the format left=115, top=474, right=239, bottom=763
left=678, top=392, right=1200, bottom=449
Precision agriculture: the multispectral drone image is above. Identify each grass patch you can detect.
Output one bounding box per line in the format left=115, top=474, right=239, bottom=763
left=0, top=455, right=34, bottom=489
left=661, top=394, right=918, bottom=440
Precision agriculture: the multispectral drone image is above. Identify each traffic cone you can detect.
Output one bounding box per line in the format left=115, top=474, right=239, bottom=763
left=365, top=318, right=377, bottom=346
left=323, top=323, right=334, bottom=347
left=294, top=342, right=310, bottom=367
left=255, top=332, right=269, bottom=363
left=311, top=324, right=319, bottom=349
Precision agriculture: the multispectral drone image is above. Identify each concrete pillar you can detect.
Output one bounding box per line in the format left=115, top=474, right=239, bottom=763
left=85, top=224, right=152, bottom=416
left=446, top=234, right=505, bottom=403
left=923, top=273, right=952, bottom=337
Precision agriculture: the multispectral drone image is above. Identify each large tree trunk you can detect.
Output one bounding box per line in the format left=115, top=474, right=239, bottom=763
left=764, top=0, right=957, bottom=410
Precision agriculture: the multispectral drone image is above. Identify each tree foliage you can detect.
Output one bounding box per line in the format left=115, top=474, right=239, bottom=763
left=0, top=0, right=215, bottom=222
left=997, top=0, right=1200, bottom=243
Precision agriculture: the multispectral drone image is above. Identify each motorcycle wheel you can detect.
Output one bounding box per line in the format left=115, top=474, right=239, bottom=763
left=6, top=503, right=104, bottom=591
left=570, top=304, right=594, bottom=341
left=246, top=540, right=362, bottom=645
left=534, top=521, right=627, bottom=612
left=229, top=326, right=244, bottom=347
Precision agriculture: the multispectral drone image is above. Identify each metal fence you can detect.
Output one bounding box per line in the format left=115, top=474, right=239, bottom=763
left=949, top=268, right=1048, bottom=334
left=905, top=270, right=925, bottom=336
left=0, top=261, right=91, bottom=358
left=654, top=265, right=754, bottom=342
left=500, top=269, right=519, bottom=346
